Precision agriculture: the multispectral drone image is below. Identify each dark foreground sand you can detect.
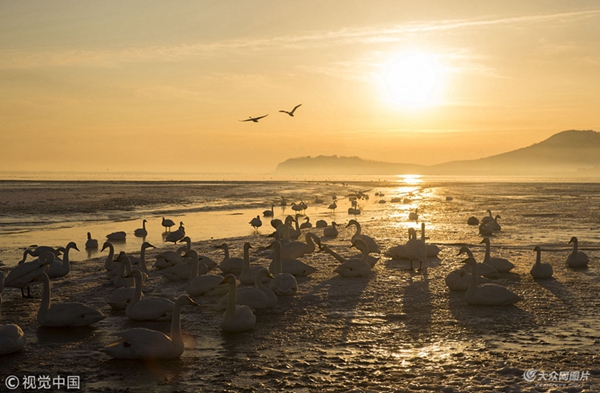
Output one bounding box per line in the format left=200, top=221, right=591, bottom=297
left=1, top=228, right=599, bottom=393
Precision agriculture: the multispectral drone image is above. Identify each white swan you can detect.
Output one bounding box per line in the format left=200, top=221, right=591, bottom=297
left=279, top=103, right=302, bottom=116
left=47, top=241, right=79, bottom=278
left=126, top=270, right=175, bottom=321
left=458, top=246, right=499, bottom=279
left=530, top=246, right=553, bottom=279
left=108, top=287, right=141, bottom=310
left=268, top=241, right=298, bottom=296
left=239, top=242, right=264, bottom=286
left=162, top=217, right=175, bottom=232
left=282, top=233, right=321, bottom=260
left=113, top=253, right=135, bottom=288
left=0, top=272, right=26, bottom=355
left=567, top=236, right=589, bottom=268
left=478, top=222, right=494, bottom=237
left=185, top=251, right=229, bottom=297
left=37, top=272, right=105, bottom=327
left=490, top=215, right=502, bottom=232
left=222, top=268, right=277, bottom=310
left=347, top=219, right=380, bottom=253
left=263, top=205, right=274, bottom=217
left=467, top=216, right=479, bottom=226
left=420, top=223, right=441, bottom=258
left=101, top=241, right=120, bottom=272
left=106, top=231, right=126, bottom=241
left=218, top=243, right=244, bottom=275
left=480, top=238, right=514, bottom=273
left=153, top=249, right=183, bottom=270
left=315, top=219, right=328, bottom=228
left=221, top=274, right=256, bottom=333
left=159, top=253, right=205, bottom=282
left=445, top=269, right=473, bottom=292
left=464, top=255, right=521, bottom=306
left=321, top=239, right=372, bottom=277
left=481, top=209, right=494, bottom=225
left=101, top=295, right=199, bottom=359
left=384, top=228, right=414, bottom=260
left=85, top=232, right=98, bottom=249
left=134, top=219, right=148, bottom=237
left=133, top=241, right=154, bottom=275
left=323, top=222, right=339, bottom=238
left=4, top=251, right=53, bottom=298
left=408, top=209, right=419, bottom=221
left=249, top=215, right=262, bottom=231
left=328, top=201, right=337, bottom=212
left=300, top=217, right=312, bottom=229
left=19, top=246, right=62, bottom=263
left=165, top=222, right=185, bottom=243
left=405, top=228, right=427, bottom=271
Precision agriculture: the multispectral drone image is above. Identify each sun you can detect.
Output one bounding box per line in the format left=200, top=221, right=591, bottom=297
left=377, top=50, right=445, bottom=110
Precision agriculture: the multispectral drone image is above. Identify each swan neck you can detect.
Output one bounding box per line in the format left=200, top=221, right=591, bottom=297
left=222, top=245, right=230, bottom=259
left=484, top=241, right=490, bottom=262
left=140, top=246, right=149, bottom=274
left=170, top=298, right=185, bottom=347
left=104, top=245, right=114, bottom=270
left=572, top=240, right=578, bottom=255
left=39, top=274, right=51, bottom=319
left=536, top=249, right=541, bottom=266
left=242, top=246, right=250, bottom=272
left=225, top=281, right=237, bottom=317
left=127, top=272, right=143, bottom=313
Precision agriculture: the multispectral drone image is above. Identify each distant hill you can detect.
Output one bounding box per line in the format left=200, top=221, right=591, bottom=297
left=429, top=130, right=600, bottom=176
left=275, top=155, right=426, bottom=175
left=275, top=130, right=600, bottom=176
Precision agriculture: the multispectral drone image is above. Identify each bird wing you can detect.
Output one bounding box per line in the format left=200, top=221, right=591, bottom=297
left=290, top=104, right=302, bottom=113
left=254, top=114, right=268, bottom=120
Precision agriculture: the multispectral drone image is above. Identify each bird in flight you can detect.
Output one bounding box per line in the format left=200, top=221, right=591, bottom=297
left=240, top=114, right=268, bottom=122
left=279, top=104, right=302, bottom=117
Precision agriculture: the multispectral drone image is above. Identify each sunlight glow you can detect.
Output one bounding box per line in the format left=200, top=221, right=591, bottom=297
left=377, top=51, right=445, bottom=110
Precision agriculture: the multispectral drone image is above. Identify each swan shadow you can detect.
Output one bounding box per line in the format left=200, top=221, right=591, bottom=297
left=400, top=268, right=433, bottom=339
left=36, top=325, right=103, bottom=344
left=448, top=292, right=533, bottom=334
left=535, top=277, right=576, bottom=306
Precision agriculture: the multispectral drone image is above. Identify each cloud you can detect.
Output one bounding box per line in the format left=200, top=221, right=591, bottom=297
left=1, top=9, right=599, bottom=70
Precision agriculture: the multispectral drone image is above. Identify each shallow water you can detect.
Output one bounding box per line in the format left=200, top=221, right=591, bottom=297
left=1, top=177, right=600, bottom=392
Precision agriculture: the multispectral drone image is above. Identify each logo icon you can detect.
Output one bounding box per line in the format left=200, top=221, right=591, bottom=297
left=523, top=369, right=538, bottom=382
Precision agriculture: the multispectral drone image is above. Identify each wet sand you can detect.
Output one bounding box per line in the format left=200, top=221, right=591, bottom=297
left=1, top=181, right=600, bottom=392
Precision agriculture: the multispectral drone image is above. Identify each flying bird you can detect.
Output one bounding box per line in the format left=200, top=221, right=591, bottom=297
left=239, top=114, right=268, bottom=122
left=279, top=104, right=302, bottom=117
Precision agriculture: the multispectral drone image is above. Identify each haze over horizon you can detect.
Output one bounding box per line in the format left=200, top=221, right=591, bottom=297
left=2, top=1, right=600, bottom=174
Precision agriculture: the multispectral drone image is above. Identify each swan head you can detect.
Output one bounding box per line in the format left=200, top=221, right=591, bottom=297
left=222, top=274, right=237, bottom=285
left=244, top=242, right=252, bottom=251
left=346, top=219, right=359, bottom=228
left=284, top=216, right=295, bottom=224
left=179, top=236, right=191, bottom=244
left=267, top=241, right=282, bottom=251
left=142, top=242, right=155, bottom=249
left=462, top=256, right=476, bottom=266
left=351, top=238, right=369, bottom=254
left=408, top=228, right=417, bottom=239
left=215, top=243, right=228, bottom=250
left=87, top=232, right=92, bottom=239
left=66, top=242, right=80, bottom=252
left=569, top=236, right=578, bottom=244
left=256, top=268, right=274, bottom=280
left=457, top=246, right=473, bottom=258
left=115, top=252, right=130, bottom=263
left=480, top=238, right=490, bottom=245
left=101, top=241, right=113, bottom=252
left=183, top=250, right=198, bottom=259
left=180, top=295, right=200, bottom=308
left=533, top=245, right=541, bottom=252
left=39, top=251, right=55, bottom=266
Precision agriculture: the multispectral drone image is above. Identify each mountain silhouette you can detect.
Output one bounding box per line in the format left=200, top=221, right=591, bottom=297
left=275, top=130, right=600, bottom=176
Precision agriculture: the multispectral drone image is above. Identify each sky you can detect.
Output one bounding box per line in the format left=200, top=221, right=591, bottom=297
left=1, top=1, right=600, bottom=174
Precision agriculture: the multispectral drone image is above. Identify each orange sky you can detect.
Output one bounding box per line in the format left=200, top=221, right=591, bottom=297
left=1, top=1, right=600, bottom=174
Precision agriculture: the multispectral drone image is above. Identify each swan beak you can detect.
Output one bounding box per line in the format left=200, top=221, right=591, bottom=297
left=147, top=243, right=156, bottom=248
left=74, top=246, right=80, bottom=252
left=188, top=298, right=201, bottom=307
left=479, top=239, right=485, bottom=244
